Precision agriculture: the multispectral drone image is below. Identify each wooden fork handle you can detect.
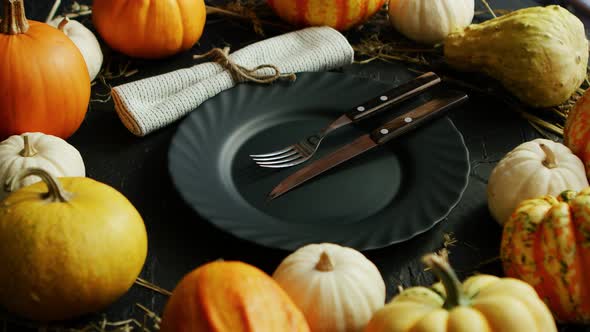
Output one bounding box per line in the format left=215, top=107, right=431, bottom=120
left=345, top=72, right=441, bottom=122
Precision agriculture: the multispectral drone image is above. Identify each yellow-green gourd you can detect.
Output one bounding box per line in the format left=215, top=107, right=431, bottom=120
left=444, top=5, right=588, bottom=107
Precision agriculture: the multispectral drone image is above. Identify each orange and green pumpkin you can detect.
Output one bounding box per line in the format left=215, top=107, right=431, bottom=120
left=565, top=89, right=590, bottom=177
left=267, top=0, right=386, bottom=31
left=501, top=189, right=590, bottom=323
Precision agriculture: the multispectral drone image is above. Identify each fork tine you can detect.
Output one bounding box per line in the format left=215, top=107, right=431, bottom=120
left=250, top=146, right=295, bottom=158
left=257, top=156, right=308, bottom=169
left=251, top=149, right=298, bottom=161
left=256, top=153, right=304, bottom=165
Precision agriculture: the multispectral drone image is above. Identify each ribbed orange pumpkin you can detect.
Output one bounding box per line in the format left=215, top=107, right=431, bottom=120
left=565, top=90, right=590, bottom=177
left=0, top=0, right=90, bottom=140
left=92, top=0, right=206, bottom=59
left=267, top=0, right=386, bottom=31
left=160, top=261, right=310, bottom=332
left=501, top=189, right=590, bottom=323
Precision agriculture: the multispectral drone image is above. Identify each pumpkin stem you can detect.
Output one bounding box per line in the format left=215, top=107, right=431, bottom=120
left=13, top=168, right=72, bottom=202
left=20, top=135, right=37, bottom=157
left=57, top=16, right=69, bottom=31
left=0, top=0, right=29, bottom=34
left=540, top=144, right=557, bottom=168
left=315, top=252, right=335, bottom=272
left=559, top=190, right=577, bottom=203
left=422, top=254, right=468, bottom=309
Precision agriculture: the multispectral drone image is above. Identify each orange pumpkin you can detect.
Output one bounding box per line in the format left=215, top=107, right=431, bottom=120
left=92, top=0, right=207, bottom=59
left=267, top=0, right=386, bottom=31
left=160, top=261, right=310, bottom=332
left=565, top=90, right=590, bottom=176
left=501, top=189, right=590, bottom=323
left=0, top=0, right=90, bottom=139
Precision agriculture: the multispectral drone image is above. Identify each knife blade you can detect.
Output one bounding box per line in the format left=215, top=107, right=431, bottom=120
left=268, top=91, right=469, bottom=200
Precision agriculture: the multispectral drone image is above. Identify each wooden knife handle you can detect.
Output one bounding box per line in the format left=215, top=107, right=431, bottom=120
left=370, top=91, right=469, bottom=145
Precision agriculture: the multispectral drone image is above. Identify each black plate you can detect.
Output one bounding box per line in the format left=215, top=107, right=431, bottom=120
left=168, top=72, right=470, bottom=251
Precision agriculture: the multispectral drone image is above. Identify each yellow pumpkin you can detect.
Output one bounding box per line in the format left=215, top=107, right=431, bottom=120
left=160, top=260, right=310, bottom=332
left=0, top=168, right=147, bottom=321
left=267, top=0, right=386, bottom=31
left=364, top=254, right=557, bottom=332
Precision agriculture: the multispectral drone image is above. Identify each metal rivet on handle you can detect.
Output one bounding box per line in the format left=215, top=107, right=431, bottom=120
left=357, top=106, right=365, bottom=112
left=380, top=96, right=388, bottom=101
left=404, top=117, right=413, bottom=123
left=380, top=129, right=389, bottom=135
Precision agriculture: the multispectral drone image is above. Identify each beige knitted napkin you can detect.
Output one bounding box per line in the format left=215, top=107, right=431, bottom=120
left=111, top=26, right=355, bottom=136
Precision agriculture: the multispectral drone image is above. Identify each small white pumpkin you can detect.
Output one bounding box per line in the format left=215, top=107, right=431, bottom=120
left=0, top=133, right=85, bottom=200
left=487, top=138, right=588, bottom=225
left=388, top=0, right=475, bottom=44
left=48, top=17, right=103, bottom=81
left=272, top=243, right=385, bottom=332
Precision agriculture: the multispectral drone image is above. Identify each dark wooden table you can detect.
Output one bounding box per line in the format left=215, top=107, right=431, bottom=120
left=5, top=0, right=590, bottom=331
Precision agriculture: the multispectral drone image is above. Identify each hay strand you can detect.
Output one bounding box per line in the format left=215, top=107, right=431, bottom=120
left=480, top=0, right=498, bottom=18
left=135, top=278, right=173, bottom=296
left=46, top=0, right=61, bottom=22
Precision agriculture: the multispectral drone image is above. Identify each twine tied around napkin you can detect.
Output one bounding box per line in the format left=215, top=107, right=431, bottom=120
left=112, top=26, right=355, bottom=136
left=193, top=47, right=297, bottom=84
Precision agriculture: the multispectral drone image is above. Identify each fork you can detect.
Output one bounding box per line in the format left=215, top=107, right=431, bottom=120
left=250, top=72, right=441, bottom=168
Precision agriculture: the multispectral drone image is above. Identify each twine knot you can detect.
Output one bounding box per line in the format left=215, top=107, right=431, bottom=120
left=193, top=47, right=297, bottom=84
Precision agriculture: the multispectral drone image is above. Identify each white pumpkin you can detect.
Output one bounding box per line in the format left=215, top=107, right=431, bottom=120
left=272, top=243, right=385, bottom=332
left=388, top=0, right=475, bottom=44
left=0, top=133, right=85, bottom=200
left=48, top=17, right=103, bottom=81
left=487, top=138, right=588, bottom=225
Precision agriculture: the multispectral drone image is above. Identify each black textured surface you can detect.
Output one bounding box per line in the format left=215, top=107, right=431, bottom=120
left=3, top=0, right=590, bottom=331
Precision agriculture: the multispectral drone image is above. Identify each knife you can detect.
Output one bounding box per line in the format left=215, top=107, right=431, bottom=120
left=268, top=90, right=469, bottom=200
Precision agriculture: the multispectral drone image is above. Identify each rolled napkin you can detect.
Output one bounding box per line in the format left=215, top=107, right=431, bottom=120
left=112, top=26, right=355, bottom=136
